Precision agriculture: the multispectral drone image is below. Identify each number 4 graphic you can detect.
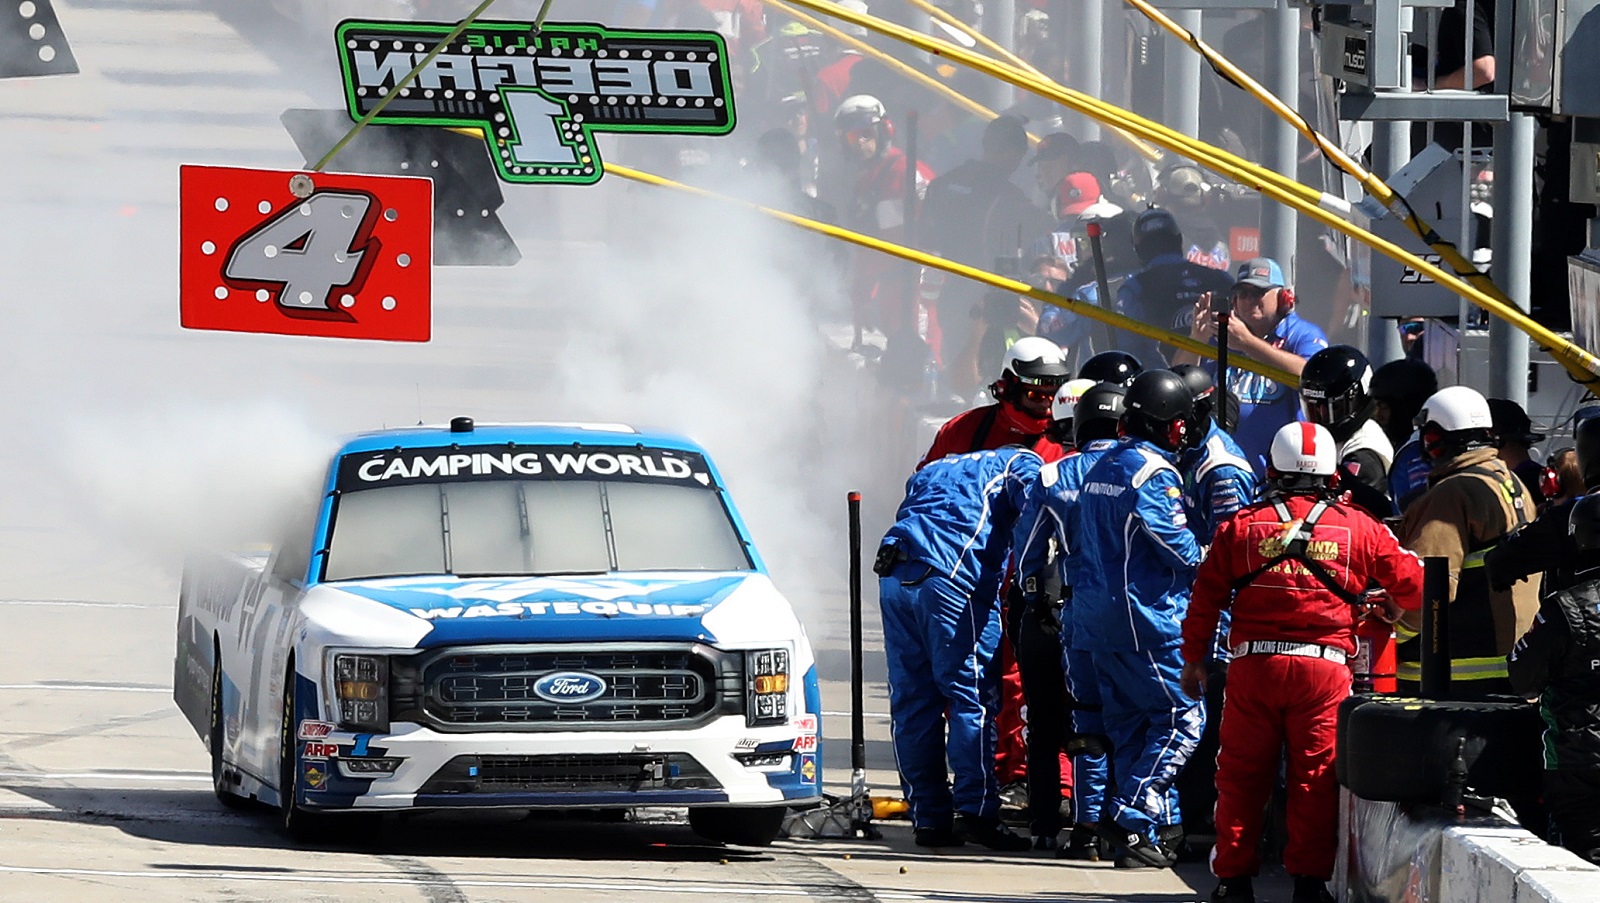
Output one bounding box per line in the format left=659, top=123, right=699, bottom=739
left=223, top=190, right=380, bottom=315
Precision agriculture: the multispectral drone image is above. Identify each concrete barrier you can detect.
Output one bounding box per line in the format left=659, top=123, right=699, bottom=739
left=1338, top=789, right=1600, bottom=901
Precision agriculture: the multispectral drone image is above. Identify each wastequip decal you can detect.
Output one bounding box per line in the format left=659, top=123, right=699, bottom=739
left=334, top=19, right=735, bottom=185
left=335, top=444, right=715, bottom=491
left=335, top=574, right=747, bottom=645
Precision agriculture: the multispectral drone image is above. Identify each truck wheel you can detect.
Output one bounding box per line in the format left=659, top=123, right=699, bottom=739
left=688, top=807, right=787, bottom=846
left=209, top=641, right=249, bottom=810
left=278, top=663, right=335, bottom=841
left=1336, top=694, right=1544, bottom=804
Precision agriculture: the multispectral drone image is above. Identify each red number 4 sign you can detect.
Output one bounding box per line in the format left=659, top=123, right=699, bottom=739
left=180, top=165, right=432, bottom=342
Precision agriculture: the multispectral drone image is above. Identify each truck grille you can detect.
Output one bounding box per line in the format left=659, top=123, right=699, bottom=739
left=418, top=753, right=721, bottom=795
left=401, top=646, right=731, bottom=731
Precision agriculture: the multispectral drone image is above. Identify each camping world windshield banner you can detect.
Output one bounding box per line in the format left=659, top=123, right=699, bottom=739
left=335, top=19, right=735, bottom=185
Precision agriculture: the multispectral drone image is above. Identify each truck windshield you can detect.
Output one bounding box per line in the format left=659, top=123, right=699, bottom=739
left=322, top=479, right=752, bottom=581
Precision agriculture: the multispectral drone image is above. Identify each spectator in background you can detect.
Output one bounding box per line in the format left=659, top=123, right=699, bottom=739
left=1548, top=449, right=1586, bottom=505
left=1077, top=140, right=1141, bottom=210
left=1175, top=257, right=1328, bottom=472
left=1030, top=132, right=1082, bottom=208
left=1489, top=398, right=1549, bottom=507
left=1154, top=163, right=1230, bottom=271
left=1508, top=494, right=1600, bottom=865
left=1412, top=0, right=1495, bottom=91
left=1031, top=172, right=1113, bottom=272
left=920, top=115, right=1053, bottom=370
left=1117, top=208, right=1235, bottom=369
left=1488, top=415, right=1600, bottom=596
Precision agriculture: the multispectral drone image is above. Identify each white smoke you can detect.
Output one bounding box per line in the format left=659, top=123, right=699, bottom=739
left=0, top=30, right=888, bottom=622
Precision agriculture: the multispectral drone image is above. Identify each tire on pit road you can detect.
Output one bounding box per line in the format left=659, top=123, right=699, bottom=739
left=278, top=659, right=338, bottom=841
left=688, top=806, right=788, bottom=846
left=1336, top=694, right=1544, bottom=804
left=210, top=637, right=249, bottom=810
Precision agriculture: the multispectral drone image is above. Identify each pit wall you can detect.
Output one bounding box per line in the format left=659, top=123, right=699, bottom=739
left=1335, top=790, right=1600, bottom=901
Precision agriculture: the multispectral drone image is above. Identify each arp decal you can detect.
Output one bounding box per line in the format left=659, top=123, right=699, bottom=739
left=298, top=720, right=336, bottom=741
left=305, top=742, right=339, bottom=758
left=179, top=165, right=432, bottom=342
left=792, top=734, right=818, bottom=753
left=334, top=19, right=735, bottom=185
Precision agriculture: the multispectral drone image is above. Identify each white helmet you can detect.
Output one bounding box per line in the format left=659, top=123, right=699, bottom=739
left=1268, top=422, right=1337, bottom=477
left=834, top=94, right=887, bottom=129
left=1416, top=385, right=1493, bottom=433
left=1001, top=336, right=1069, bottom=385
left=1052, top=378, right=1096, bottom=422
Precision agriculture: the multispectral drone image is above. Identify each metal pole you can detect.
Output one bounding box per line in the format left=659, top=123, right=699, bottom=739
left=1419, top=556, right=1451, bottom=699
left=1087, top=221, right=1116, bottom=356
left=1068, top=0, right=1102, bottom=141
left=993, top=0, right=1018, bottom=108
left=1164, top=9, right=1203, bottom=139
left=848, top=492, right=865, bottom=779
left=1365, top=0, right=1411, bottom=366
left=1214, top=292, right=1234, bottom=431
left=1488, top=0, right=1533, bottom=405
left=1259, top=0, right=1299, bottom=269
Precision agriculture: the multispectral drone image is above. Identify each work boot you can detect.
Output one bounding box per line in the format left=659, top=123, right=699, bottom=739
left=1031, top=833, right=1059, bottom=852
left=1098, top=817, right=1173, bottom=869
left=954, top=813, right=1032, bottom=851
left=1210, top=876, right=1255, bottom=902
left=1159, top=824, right=1205, bottom=863
left=1290, top=876, right=1334, bottom=903
left=1058, top=822, right=1103, bottom=861
left=913, top=824, right=964, bottom=848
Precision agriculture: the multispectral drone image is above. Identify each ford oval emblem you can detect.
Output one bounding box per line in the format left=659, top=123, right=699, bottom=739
left=532, top=671, right=608, bottom=704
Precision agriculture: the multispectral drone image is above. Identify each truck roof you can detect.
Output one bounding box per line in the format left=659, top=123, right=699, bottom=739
left=334, top=421, right=707, bottom=456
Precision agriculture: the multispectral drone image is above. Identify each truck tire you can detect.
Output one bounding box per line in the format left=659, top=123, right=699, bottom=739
left=1336, top=694, right=1544, bottom=804
left=210, top=640, right=249, bottom=810
left=688, top=806, right=787, bottom=846
left=278, top=661, right=336, bottom=841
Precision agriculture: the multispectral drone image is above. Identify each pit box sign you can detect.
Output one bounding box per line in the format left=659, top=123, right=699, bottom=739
left=334, top=19, right=736, bottom=185
left=179, top=165, right=432, bottom=342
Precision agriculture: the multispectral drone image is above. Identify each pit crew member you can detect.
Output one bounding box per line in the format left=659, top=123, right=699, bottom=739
left=918, top=336, right=1071, bottom=468
left=1185, top=422, right=1423, bottom=903
left=1299, top=345, right=1395, bottom=519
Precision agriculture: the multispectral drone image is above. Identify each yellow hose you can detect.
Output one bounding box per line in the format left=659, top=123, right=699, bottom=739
left=759, top=0, right=1027, bottom=142
left=1120, top=0, right=1516, bottom=330
left=899, top=0, right=1161, bottom=162
left=780, top=0, right=1600, bottom=387
left=603, top=162, right=1300, bottom=387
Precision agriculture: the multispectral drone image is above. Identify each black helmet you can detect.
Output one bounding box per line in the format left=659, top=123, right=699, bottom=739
left=1570, top=493, right=1600, bottom=553
left=1077, top=350, right=1142, bottom=388
left=1131, top=206, right=1183, bottom=263
left=1577, top=415, right=1600, bottom=491
left=1074, top=383, right=1127, bottom=445
left=1300, top=345, right=1375, bottom=443
left=1123, top=370, right=1195, bottom=452
left=1171, top=362, right=1239, bottom=434
left=1370, top=358, right=1438, bottom=446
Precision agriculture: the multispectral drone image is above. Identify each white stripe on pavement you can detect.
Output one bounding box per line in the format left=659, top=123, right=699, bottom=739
left=0, top=864, right=924, bottom=898
left=0, top=771, right=210, bottom=783
left=0, top=683, right=168, bottom=693
left=0, top=599, right=168, bottom=609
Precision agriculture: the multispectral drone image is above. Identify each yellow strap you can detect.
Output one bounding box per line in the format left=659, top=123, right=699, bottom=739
left=1461, top=549, right=1492, bottom=570
left=1396, top=656, right=1509, bottom=681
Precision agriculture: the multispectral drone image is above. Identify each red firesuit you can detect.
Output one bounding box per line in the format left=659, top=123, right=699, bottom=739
left=919, top=409, right=1068, bottom=794
left=846, top=149, right=933, bottom=341
left=918, top=404, right=1062, bottom=471
left=1183, top=493, right=1423, bottom=881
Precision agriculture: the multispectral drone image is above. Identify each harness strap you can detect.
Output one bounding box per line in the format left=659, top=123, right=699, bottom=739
left=1228, top=497, right=1363, bottom=606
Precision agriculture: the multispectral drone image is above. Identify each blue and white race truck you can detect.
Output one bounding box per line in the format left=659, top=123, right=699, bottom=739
left=174, top=419, right=822, bottom=845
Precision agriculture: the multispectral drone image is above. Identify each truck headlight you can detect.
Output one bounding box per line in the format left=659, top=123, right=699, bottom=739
left=746, top=648, right=789, bottom=727
left=333, top=653, right=389, bottom=733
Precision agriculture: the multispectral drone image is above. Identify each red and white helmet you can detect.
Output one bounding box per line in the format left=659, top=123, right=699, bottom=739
left=1268, top=422, right=1337, bottom=477
left=1051, top=378, right=1096, bottom=422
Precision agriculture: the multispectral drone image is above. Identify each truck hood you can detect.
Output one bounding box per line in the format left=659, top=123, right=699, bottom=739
left=321, top=572, right=789, bottom=647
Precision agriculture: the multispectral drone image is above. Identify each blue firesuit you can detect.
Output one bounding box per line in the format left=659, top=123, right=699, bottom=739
left=1016, top=437, right=1119, bottom=826
left=1390, top=436, right=1431, bottom=514
left=1065, top=439, right=1205, bottom=842
left=1181, top=421, right=1260, bottom=660
left=878, top=447, right=1042, bottom=829
left=1114, top=252, right=1234, bottom=369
